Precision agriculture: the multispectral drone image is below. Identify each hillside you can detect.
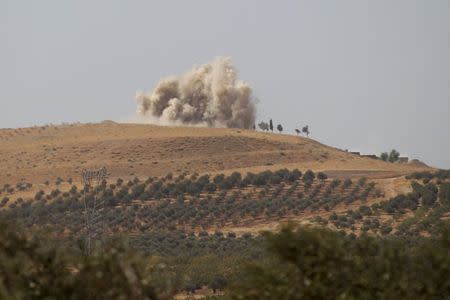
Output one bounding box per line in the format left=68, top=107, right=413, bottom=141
left=1, top=122, right=449, bottom=298
left=0, top=122, right=430, bottom=186
left=0, top=122, right=441, bottom=238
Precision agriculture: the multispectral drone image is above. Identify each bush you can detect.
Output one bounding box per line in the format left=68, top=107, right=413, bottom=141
left=380, top=223, right=393, bottom=235
left=0, top=219, right=169, bottom=299
left=288, top=169, right=302, bottom=182
left=435, top=169, right=450, bottom=180
left=388, top=149, right=400, bottom=163
left=358, top=205, right=372, bottom=216
left=213, top=174, right=225, bottom=185
left=55, top=177, right=64, bottom=186
left=342, top=179, right=352, bottom=189
left=330, top=179, right=341, bottom=189
left=439, top=183, right=450, bottom=206
left=422, top=188, right=437, bottom=206
left=230, top=224, right=450, bottom=299
left=208, top=275, right=227, bottom=293
left=34, top=190, right=45, bottom=201
left=410, top=171, right=432, bottom=180
left=329, top=212, right=338, bottom=221
left=303, top=170, right=315, bottom=182
left=302, top=170, right=315, bottom=187
left=357, top=177, right=367, bottom=187
left=317, top=172, right=328, bottom=182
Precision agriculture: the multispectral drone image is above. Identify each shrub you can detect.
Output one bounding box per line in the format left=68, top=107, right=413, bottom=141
left=213, top=174, right=225, bottom=185
left=230, top=224, right=450, bottom=299
left=357, top=177, right=367, bottom=187
left=380, top=223, right=393, bottom=235
left=302, top=170, right=315, bottom=187
left=317, top=172, right=328, bottom=182
left=55, top=177, right=64, bottom=186
left=0, top=219, right=168, bottom=299
left=251, top=171, right=273, bottom=186
left=276, top=124, right=283, bottom=133
left=303, top=170, right=315, bottom=182
left=34, top=190, right=45, bottom=201
left=0, top=197, right=9, bottom=207
left=388, top=149, right=400, bottom=163
left=422, top=188, right=437, bottom=206
left=342, top=178, right=352, bottom=189
left=228, top=172, right=242, bottom=187
left=288, top=169, right=302, bottom=182
left=329, top=212, right=338, bottom=221
left=435, top=169, right=450, bottom=180
left=439, top=183, right=450, bottom=206
left=205, top=182, right=217, bottom=193
left=208, top=275, right=227, bottom=293
left=406, top=171, right=434, bottom=180
left=330, top=179, right=341, bottom=189
left=358, top=205, right=372, bottom=216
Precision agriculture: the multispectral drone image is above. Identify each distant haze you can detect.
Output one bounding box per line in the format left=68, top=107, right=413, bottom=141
left=1, top=1, right=449, bottom=168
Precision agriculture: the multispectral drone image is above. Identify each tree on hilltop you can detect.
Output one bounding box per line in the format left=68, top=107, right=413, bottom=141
left=258, top=122, right=269, bottom=131
left=302, top=125, right=310, bottom=137
left=388, top=149, right=400, bottom=163
left=269, top=119, right=274, bottom=132
left=277, top=124, right=283, bottom=133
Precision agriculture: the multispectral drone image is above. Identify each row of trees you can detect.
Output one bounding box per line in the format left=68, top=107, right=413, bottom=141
left=380, top=149, right=400, bottom=162
left=257, top=119, right=310, bottom=137
left=295, top=125, right=310, bottom=137
left=406, top=169, right=450, bottom=181
left=1, top=170, right=380, bottom=234
left=324, top=179, right=450, bottom=237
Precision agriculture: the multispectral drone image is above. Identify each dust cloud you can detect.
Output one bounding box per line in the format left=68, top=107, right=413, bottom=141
left=136, top=57, right=256, bottom=129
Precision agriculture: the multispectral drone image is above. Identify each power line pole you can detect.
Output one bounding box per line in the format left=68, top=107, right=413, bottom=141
left=81, top=167, right=108, bottom=256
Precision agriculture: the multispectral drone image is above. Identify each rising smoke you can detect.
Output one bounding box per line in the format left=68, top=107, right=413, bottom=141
left=135, top=57, right=256, bottom=129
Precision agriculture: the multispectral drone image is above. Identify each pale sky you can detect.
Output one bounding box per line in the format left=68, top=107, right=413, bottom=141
left=1, top=1, right=449, bottom=168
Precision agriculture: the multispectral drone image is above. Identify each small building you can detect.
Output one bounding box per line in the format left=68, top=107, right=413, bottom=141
left=362, top=154, right=378, bottom=160
left=350, top=151, right=360, bottom=155
left=398, top=157, right=409, bottom=164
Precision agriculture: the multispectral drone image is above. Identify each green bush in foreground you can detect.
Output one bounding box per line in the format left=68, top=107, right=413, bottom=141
left=2, top=217, right=450, bottom=299
left=0, top=219, right=172, bottom=300
left=230, top=224, right=450, bottom=300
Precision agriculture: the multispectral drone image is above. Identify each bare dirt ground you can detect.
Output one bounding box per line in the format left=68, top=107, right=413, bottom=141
left=0, top=122, right=431, bottom=187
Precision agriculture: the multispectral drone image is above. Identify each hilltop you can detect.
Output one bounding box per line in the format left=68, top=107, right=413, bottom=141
left=0, top=122, right=430, bottom=186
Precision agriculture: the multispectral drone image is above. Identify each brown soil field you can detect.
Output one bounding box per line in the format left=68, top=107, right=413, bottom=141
left=0, top=122, right=432, bottom=188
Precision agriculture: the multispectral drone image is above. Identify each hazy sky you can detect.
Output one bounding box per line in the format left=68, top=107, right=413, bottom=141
left=1, top=1, right=449, bottom=168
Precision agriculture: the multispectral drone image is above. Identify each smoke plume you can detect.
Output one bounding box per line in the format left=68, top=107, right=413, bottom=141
left=136, top=57, right=256, bottom=129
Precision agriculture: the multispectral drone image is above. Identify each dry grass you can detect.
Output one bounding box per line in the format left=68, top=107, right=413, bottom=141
left=0, top=122, right=431, bottom=188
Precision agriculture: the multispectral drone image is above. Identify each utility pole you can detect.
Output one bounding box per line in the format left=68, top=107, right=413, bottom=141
left=81, top=167, right=108, bottom=256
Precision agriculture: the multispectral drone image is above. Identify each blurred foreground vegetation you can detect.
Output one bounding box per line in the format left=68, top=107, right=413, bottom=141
left=1, top=218, right=450, bottom=299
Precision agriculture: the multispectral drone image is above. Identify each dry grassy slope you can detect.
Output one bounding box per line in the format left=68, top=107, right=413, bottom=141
left=0, top=122, right=431, bottom=187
